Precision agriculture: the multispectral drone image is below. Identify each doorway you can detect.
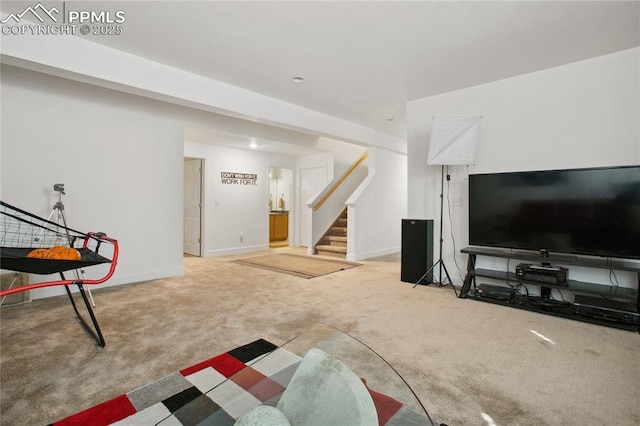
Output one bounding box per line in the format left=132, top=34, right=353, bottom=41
left=269, top=166, right=293, bottom=248
left=183, top=158, right=203, bottom=256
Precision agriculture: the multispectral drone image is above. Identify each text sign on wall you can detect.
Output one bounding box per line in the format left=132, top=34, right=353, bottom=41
left=221, top=171, right=258, bottom=186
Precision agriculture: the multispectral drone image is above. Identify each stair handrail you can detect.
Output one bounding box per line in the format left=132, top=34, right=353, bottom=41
left=312, top=151, right=368, bottom=211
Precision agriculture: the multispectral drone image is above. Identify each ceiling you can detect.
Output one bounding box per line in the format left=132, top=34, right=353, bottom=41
left=76, top=1, right=639, bottom=139
left=184, top=126, right=323, bottom=156
left=4, top=1, right=638, bottom=146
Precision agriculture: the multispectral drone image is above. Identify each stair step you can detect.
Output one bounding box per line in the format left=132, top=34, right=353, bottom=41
left=326, top=236, right=347, bottom=243
left=316, top=208, right=348, bottom=259
left=315, top=245, right=347, bottom=258
left=316, top=251, right=346, bottom=259
left=330, top=227, right=347, bottom=236
left=315, top=245, right=347, bottom=254
left=323, top=236, right=346, bottom=247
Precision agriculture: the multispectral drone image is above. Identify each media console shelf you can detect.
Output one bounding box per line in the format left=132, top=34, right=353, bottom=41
left=460, top=247, right=640, bottom=331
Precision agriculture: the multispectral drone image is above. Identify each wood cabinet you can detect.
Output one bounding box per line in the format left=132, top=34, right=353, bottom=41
left=269, top=212, right=288, bottom=242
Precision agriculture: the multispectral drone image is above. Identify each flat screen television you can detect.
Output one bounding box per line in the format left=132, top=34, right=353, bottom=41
left=468, top=165, right=640, bottom=259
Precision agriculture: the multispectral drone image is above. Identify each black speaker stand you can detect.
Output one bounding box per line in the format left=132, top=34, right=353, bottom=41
left=414, top=165, right=453, bottom=289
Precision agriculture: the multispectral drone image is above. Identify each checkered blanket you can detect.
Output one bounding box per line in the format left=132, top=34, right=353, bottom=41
left=51, top=339, right=433, bottom=425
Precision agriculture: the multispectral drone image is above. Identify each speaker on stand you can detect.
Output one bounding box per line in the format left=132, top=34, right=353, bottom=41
left=401, top=219, right=434, bottom=285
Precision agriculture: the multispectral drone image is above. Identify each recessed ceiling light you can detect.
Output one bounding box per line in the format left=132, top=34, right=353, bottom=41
left=292, top=76, right=305, bottom=83
left=249, top=140, right=257, bottom=148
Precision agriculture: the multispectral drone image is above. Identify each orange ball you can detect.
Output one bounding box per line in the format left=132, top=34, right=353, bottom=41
left=27, top=248, right=57, bottom=259
left=49, top=246, right=82, bottom=261
left=27, top=246, right=82, bottom=261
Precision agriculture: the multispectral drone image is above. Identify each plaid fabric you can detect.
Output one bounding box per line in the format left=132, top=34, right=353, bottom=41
left=51, top=339, right=432, bottom=426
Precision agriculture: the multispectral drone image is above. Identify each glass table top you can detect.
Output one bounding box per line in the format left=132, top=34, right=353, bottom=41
left=157, top=323, right=438, bottom=425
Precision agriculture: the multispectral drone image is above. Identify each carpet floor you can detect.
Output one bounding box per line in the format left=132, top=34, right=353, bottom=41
left=1, top=247, right=639, bottom=426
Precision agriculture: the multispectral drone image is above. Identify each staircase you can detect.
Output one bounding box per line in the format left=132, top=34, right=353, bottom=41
left=315, top=209, right=347, bottom=258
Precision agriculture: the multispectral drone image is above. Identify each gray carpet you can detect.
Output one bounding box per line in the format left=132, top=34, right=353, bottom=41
left=1, top=247, right=639, bottom=425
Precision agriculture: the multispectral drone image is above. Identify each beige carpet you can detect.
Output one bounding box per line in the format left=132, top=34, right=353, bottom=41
left=233, top=253, right=361, bottom=278
left=1, top=247, right=639, bottom=426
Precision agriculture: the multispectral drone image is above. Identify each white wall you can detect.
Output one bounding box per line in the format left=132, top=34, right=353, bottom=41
left=183, top=141, right=296, bottom=256
left=315, top=137, right=369, bottom=169
left=304, top=139, right=369, bottom=251
left=295, top=152, right=334, bottom=247
left=407, top=47, right=640, bottom=285
left=310, top=160, right=368, bottom=251
left=1, top=65, right=184, bottom=298
left=347, top=147, right=408, bottom=261
left=0, top=65, right=331, bottom=299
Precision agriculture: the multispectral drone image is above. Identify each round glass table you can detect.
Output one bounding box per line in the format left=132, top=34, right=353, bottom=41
left=157, top=323, right=440, bottom=425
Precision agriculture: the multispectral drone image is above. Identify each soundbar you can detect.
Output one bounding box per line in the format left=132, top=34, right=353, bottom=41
left=516, top=263, right=568, bottom=286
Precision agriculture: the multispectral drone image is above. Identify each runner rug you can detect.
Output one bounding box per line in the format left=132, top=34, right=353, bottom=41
left=50, top=339, right=430, bottom=426
left=233, top=253, right=361, bottom=279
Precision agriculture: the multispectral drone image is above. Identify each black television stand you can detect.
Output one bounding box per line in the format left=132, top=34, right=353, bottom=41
left=460, top=247, right=640, bottom=331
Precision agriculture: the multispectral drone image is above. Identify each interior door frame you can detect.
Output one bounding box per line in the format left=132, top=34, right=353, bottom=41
left=268, top=165, right=294, bottom=247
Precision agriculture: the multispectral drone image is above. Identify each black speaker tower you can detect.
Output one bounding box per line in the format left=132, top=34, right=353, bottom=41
left=401, top=219, right=434, bottom=285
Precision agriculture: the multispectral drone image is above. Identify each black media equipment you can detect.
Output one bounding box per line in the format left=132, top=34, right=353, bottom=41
left=515, top=263, right=568, bottom=286
left=401, top=219, right=434, bottom=285
left=475, top=284, right=515, bottom=301
left=573, top=295, right=639, bottom=326
left=468, top=165, right=640, bottom=259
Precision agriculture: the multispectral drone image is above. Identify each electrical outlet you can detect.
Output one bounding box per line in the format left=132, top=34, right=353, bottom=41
left=240, top=232, right=243, bottom=242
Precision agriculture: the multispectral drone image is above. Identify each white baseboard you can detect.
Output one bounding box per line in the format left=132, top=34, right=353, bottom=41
left=348, top=246, right=401, bottom=262
left=205, top=244, right=268, bottom=257
left=29, top=266, right=185, bottom=300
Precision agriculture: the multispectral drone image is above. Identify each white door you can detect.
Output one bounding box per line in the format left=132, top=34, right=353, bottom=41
left=183, top=158, right=202, bottom=256
left=299, top=167, right=327, bottom=247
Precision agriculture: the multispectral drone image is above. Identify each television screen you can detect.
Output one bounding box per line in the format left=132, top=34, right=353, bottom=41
left=468, top=165, right=640, bottom=259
